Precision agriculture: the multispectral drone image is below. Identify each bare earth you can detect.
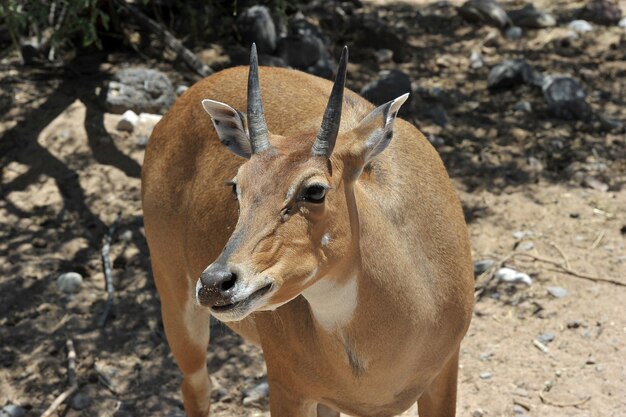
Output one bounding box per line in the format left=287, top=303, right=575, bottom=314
left=1, top=0, right=625, bottom=416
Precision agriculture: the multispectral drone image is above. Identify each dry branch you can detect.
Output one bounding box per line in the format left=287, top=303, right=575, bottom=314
left=40, top=339, right=78, bottom=417
left=115, top=0, right=212, bottom=77
left=99, top=212, right=122, bottom=326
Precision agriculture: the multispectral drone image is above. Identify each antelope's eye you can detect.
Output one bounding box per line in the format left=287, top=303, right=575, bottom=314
left=226, top=181, right=238, bottom=198
left=302, top=184, right=327, bottom=203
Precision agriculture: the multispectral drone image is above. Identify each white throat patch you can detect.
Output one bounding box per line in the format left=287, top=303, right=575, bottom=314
left=302, top=273, right=358, bottom=332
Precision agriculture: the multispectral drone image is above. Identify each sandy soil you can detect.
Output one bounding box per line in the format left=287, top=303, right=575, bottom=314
left=1, top=0, right=625, bottom=416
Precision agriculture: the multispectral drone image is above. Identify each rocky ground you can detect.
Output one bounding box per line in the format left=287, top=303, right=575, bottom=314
left=1, top=0, right=625, bottom=416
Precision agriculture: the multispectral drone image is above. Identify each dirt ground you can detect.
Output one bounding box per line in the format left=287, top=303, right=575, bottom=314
left=1, top=0, right=625, bottom=416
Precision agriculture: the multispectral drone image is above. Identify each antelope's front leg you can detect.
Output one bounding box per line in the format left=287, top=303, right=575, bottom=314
left=268, top=379, right=317, bottom=417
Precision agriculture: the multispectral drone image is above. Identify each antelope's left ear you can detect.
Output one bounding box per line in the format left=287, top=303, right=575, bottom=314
left=202, top=99, right=251, bottom=159
left=348, top=93, right=409, bottom=163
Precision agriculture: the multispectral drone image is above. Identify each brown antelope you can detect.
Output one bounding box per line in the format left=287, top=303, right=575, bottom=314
left=142, top=44, right=474, bottom=417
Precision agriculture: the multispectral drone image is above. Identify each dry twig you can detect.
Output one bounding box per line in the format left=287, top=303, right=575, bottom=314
left=115, top=0, right=212, bottom=77
left=40, top=339, right=78, bottom=417
left=549, top=241, right=570, bottom=269
left=99, top=212, right=122, bottom=326
left=539, top=391, right=591, bottom=408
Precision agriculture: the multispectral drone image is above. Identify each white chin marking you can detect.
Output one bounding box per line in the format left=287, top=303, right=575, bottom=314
left=302, top=272, right=357, bottom=332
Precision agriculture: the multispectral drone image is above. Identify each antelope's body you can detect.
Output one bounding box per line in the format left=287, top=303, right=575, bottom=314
left=142, top=47, right=474, bottom=417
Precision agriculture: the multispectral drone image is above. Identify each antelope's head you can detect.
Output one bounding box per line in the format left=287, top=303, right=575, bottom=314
left=197, top=45, right=408, bottom=321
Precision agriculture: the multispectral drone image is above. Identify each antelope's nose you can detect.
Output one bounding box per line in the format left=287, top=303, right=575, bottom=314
left=197, top=265, right=238, bottom=307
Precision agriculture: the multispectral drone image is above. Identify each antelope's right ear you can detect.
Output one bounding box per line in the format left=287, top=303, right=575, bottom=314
left=202, top=99, right=251, bottom=159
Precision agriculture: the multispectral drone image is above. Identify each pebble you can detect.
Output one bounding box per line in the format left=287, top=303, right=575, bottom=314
left=472, top=410, right=484, bottom=417
left=487, top=59, right=533, bottom=91
left=427, top=135, right=445, bottom=147
left=360, top=70, right=412, bottom=108
left=479, top=352, right=494, bottom=361
left=513, top=404, right=527, bottom=415
left=537, top=332, right=556, bottom=344
left=620, top=17, right=626, bottom=28
left=0, top=405, right=25, bottom=417
left=70, top=393, right=92, bottom=410
left=596, top=364, right=605, bottom=372
left=513, top=101, right=532, bottom=112
left=458, top=0, right=511, bottom=29
left=374, top=49, right=394, bottom=64
left=236, top=5, right=277, bottom=54
left=583, top=176, right=609, bottom=192
left=57, top=272, right=83, bottom=294
left=542, top=75, right=592, bottom=120
left=508, top=4, right=556, bottom=28
left=175, top=85, right=189, bottom=96
left=547, top=286, right=568, bottom=298
left=117, top=110, right=139, bottom=132
left=586, top=356, right=596, bottom=365
left=469, top=50, right=484, bottom=69
left=567, top=320, right=582, bottom=329
left=474, top=259, right=496, bottom=276
left=495, top=267, right=533, bottom=286
left=568, top=20, right=593, bottom=33
left=578, top=0, right=622, bottom=26
left=505, top=26, right=523, bottom=40
left=138, top=112, right=163, bottom=128
left=479, top=371, right=492, bottom=380
left=242, top=381, right=269, bottom=406
left=515, top=240, right=535, bottom=252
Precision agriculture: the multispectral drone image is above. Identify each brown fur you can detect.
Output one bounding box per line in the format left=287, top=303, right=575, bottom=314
left=142, top=66, right=474, bottom=417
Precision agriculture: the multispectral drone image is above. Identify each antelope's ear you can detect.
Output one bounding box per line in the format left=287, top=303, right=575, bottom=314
left=202, top=99, right=251, bottom=159
left=348, top=93, right=409, bottom=164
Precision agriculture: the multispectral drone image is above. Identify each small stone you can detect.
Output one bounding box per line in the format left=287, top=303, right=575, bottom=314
left=586, top=356, right=596, bottom=365
left=568, top=20, right=593, bottom=33
left=515, top=240, right=534, bottom=252
left=1, top=405, right=26, bottom=417
left=479, top=352, right=494, bottom=361
left=469, top=51, right=484, bottom=69
left=583, top=176, right=609, bottom=192
left=138, top=112, right=163, bottom=129
left=569, top=212, right=580, bottom=218
left=242, top=381, right=269, bottom=406
left=237, top=5, right=277, bottom=54
left=479, top=371, right=492, bottom=380
left=513, top=101, right=532, bottom=112
left=32, top=237, right=48, bottom=248
left=542, top=76, right=592, bottom=120
left=512, top=387, right=529, bottom=397
left=427, top=135, right=445, bottom=147
left=474, top=259, right=496, bottom=277
left=596, top=364, right=605, bottom=372
left=547, top=286, right=568, bottom=298
left=597, top=113, right=623, bottom=132
left=57, top=272, right=83, bottom=295
left=360, top=70, right=412, bottom=108
left=513, top=404, right=527, bottom=415
left=176, top=85, right=189, bottom=96
left=374, top=49, right=394, bottom=64
left=537, top=332, right=556, bottom=344
left=567, top=320, right=582, bottom=329
left=211, top=387, right=228, bottom=401
left=505, top=26, right=523, bottom=40
left=119, top=230, right=133, bottom=242
left=117, top=110, right=139, bottom=132
left=472, top=410, right=484, bottom=417
left=495, top=267, right=533, bottom=286
left=509, top=4, right=556, bottom=28
left=578, top=0, right=622, bottom=26
left=70, top=393, right=92, bottom=410
left=488, top=59, right=533, bottom=91
left=619, top=17, right=626, bottom=27
left=458, top=0, right=511, bottom=29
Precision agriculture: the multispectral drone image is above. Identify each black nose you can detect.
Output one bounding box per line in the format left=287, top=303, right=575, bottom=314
left=197, top=264, right=238, bottom=307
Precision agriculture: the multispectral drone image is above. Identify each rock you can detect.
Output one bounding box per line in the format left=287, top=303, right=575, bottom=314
left=505, top=26, right=523, bottom=40
left=0, top=405, right=26, bottom=417
left=428, top=135, right=445, bottom=147
left=472, top=410, right=485, bottom=417
left=242, top=381, right=269, bottom=406
left=508, top=4, right=556, bottom=28
left=102, top=68, right=175, bottom=115
left=513, top=404, right=527, bottom=415
left=277, top=16, right=326, bottom=69
left=585, top=356, right=596, bottom=365
left=487, top=59, right=533, bottom=91
left=237, top=6, right=277, bottom=54
left=479, top=371, right=492, bottom=380
left=542, top=76, right=592, bottom=120
left=176, top=85, right=189, bottom=96
left=547, top=286, right=568, bottom=298
left=349, top=15, right=410, bottom=63
left=360, top=70, right=412, bottom=108
left=458, top=0, right=512, bottom=29
left=495, top=267, right=533, bottom=286
left=537, top=332, right=556, bottom=344
left=596, top=113, right=623, bottom=132
left=583, top=176, right=609, bottom=192
left=469, top=51, right=484, bottom=69
left=70, top=393, right=92, bottom=410
left=515, top=240, right=535, bottom=251
left=138, top=113, right=163, bottom=127
left=619, top=17, right=626, bottom=27
left=578, top=0, right=622, bottom=25
left=57, top=272, right=83, bottom=295
left=568, top=19, right=594, bottom=33
left=567, top=320, right=582, bottom=328
left=474, top=259, right=496, bottom=276
left=479, top=352, right=494, bottom=361
left=374, top=49, right=394, bottom=64
left=512, top=230, right=531, bottom=239
left=117, top=110, right=139, bottom=132
left=513, top=101, right=532, bottom=112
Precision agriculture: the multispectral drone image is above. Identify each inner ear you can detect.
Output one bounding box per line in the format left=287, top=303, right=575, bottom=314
left=202, top=99, right=251, bottom=159
left=349, top=93, right=410, bottom=163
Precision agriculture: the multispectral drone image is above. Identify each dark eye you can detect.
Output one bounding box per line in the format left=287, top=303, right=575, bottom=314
left=302, top=184, right=327, bottom=203
left=226, top=181, right=238, bottom=199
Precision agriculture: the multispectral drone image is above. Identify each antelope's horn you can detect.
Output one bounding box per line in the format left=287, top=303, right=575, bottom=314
left=247, top=43, right=272, bottom=154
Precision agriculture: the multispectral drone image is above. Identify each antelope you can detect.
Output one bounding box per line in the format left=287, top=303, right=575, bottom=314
left=141, top=44, right=474, bottom=417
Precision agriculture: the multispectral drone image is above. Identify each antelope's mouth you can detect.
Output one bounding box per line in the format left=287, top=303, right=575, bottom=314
left=211, top=283, right=273, bottom=313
